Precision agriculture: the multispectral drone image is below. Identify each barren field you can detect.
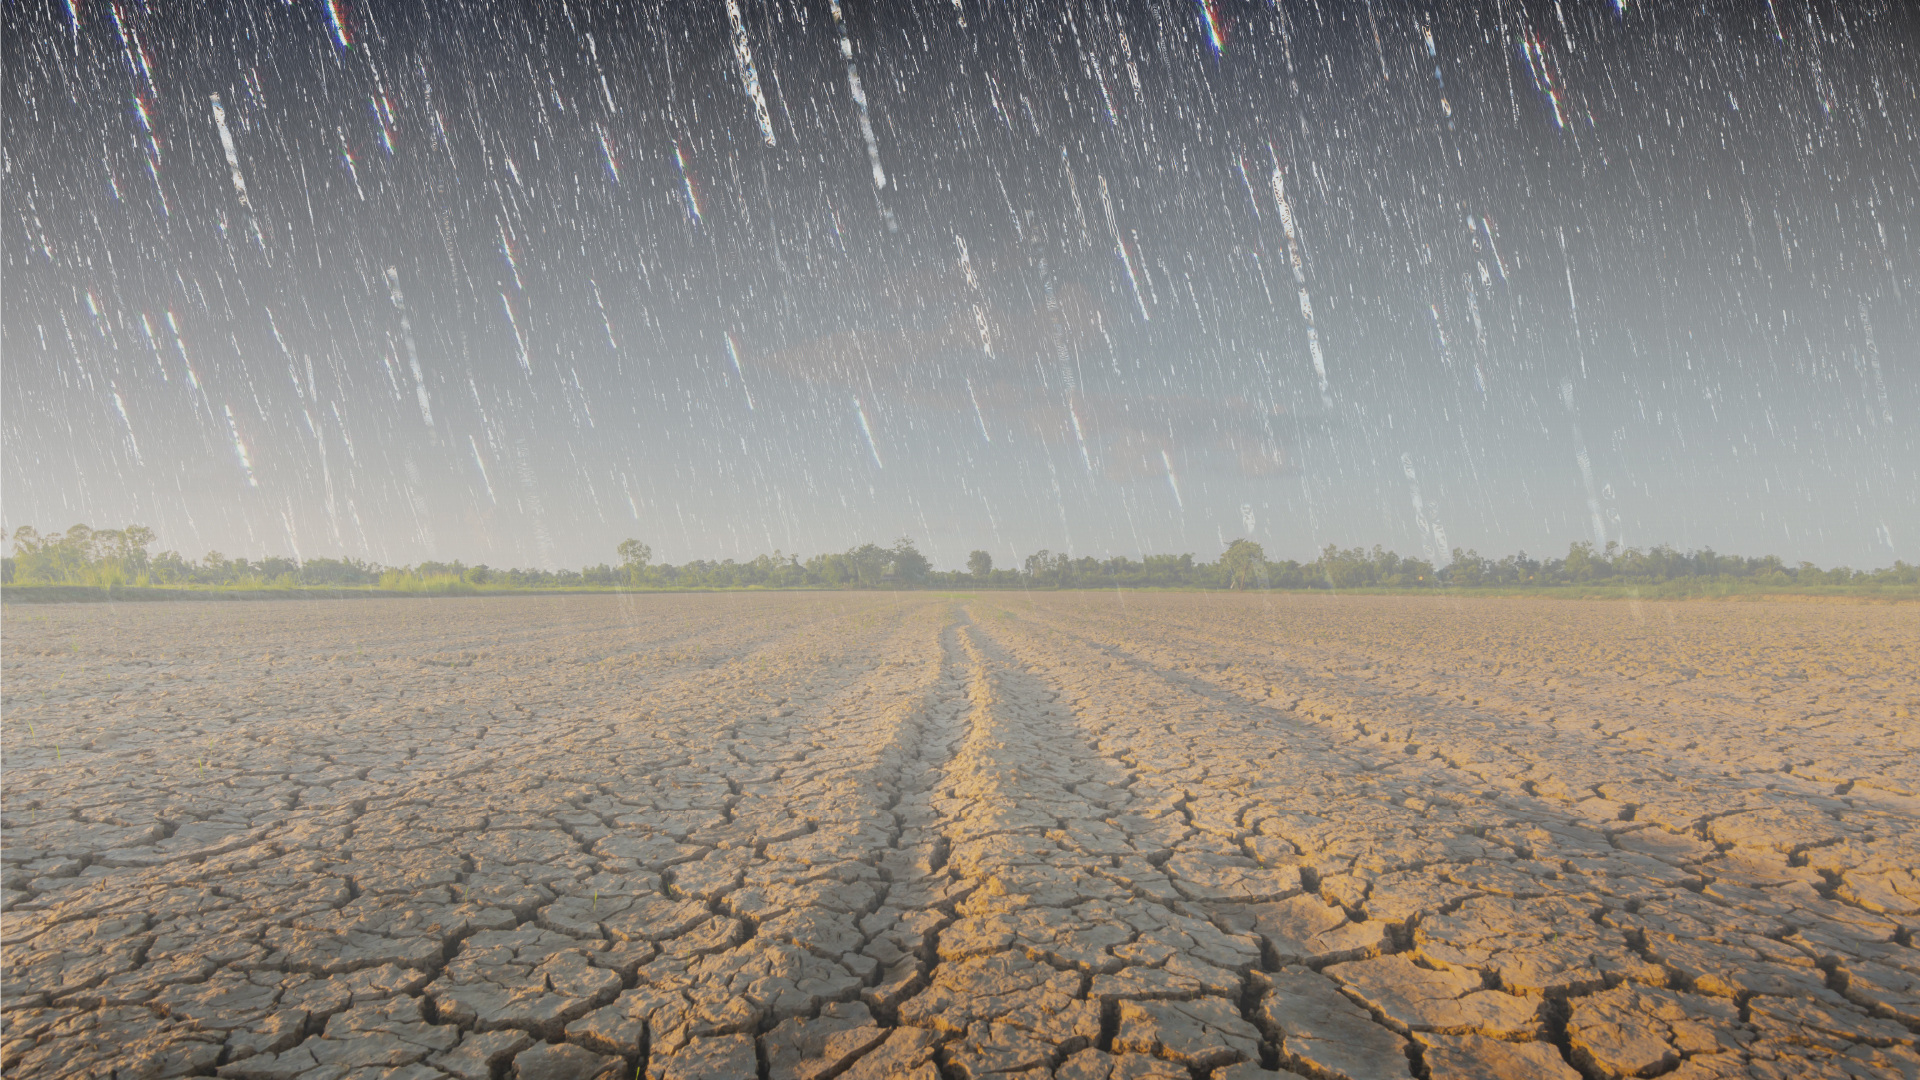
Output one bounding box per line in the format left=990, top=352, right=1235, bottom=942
left=2, top=593, right=1917, bottom=1080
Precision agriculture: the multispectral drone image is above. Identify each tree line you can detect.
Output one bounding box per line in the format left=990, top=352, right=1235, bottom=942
left=5, top=523, right=1914, bottom=593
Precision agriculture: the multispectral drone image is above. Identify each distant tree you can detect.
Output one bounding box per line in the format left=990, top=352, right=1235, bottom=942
left=1221, top=538, right=1269, bottom=590
left=295, top=557, right=379, bottom=586
left=6, top=522, right=1904, bottom=596
left=1142, top=553, right=1194, bottom=586
left=616, top=539, right=652, bottom=569
left=806, top=551, right=848, bottom=585
left=7, top=523, right=156, bottom=585
left=1315, top=545, right=1376, bottom=589
left=1267, top=559, right=1307, bottom=589
left=845, top=543, right=892, bottom=586
left=258, top=556, right=301, bottom=582
left=1445, top=548, right=1492, bottom=587
left=1564, top=541, right=1614, bottom=582
left=148, top=550, right=191, bottom=584
left=891, top=538, right=931, bottom=583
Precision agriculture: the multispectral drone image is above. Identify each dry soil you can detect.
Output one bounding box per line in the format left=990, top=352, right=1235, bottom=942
left=2, top=592, right=1916, bottom=1080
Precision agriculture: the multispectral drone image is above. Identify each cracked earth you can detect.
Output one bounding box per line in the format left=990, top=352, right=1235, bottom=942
left=2, top=593, right=1916, bottom=1080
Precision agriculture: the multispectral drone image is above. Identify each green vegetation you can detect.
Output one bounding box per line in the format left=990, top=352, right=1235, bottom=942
left=961, top=540, right=1916, bottom=594
left=4, top=525, right=158, bottom=587
left=3, top=525, right=1914, bottom=600
left=4, top=524, right=383, bottom=589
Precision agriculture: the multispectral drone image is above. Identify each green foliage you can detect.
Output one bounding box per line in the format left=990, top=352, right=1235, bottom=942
left=6, top=524, right=155, bottom=586
left=1309, top=545, right=1435, bottom=588
left=616, top=539, right=652, bottom=569
left=1220, top=539, right=1269, bottom=590
left=377, top=570, right=477, bottom=595
left=891, top=537, right=932, bottom=583
left=7, top=525, right=1914, bottom=597
left=288, top=557, right=382, bottom=586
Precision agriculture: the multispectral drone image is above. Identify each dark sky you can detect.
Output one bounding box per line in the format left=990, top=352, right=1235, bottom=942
left=4, top=0, right=1915, bottom=571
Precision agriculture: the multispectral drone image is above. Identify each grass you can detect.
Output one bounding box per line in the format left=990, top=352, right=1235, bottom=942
left=377, top=571, right=478, bottom=595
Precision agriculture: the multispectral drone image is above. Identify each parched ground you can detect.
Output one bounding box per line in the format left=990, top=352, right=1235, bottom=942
left=2, top=593, right=1916, bottom=1080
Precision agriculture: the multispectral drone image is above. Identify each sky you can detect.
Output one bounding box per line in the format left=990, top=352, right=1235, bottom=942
left=3, top=0, right=1915, bottom=572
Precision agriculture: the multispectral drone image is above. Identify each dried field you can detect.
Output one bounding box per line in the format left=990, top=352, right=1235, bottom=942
left=2, top=593, right=1917, bottom=1080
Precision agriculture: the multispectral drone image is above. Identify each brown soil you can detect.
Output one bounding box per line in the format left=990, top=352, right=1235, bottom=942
left=2, top=593, right=1915, bottom=1079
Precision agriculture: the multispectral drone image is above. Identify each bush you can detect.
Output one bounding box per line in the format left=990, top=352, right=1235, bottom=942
left=378, top=571, right=476, bottom=595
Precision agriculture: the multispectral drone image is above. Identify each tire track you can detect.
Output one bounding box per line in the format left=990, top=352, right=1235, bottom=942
left=862, top=610, right=1279, bottom=1079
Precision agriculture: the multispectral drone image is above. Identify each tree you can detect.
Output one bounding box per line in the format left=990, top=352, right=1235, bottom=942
left=1446, top=548, right=1492, bottom=587
left=7, top=523, right=156, bottom=584
left=1564, top=541, right=1612, bottom=582
left=1315, top=545, right=1376, bottom=589
left=1024, top=549, right=1051, bottom=580
left=808, top=551, right=851, bottom=585
left=1221, top=538, right=1269, bottom=590
left=616, top=539, right=652, bottom=569
left=845, top=543, right=892, bottom=586
left=891, top=538, right=931, bottom=583
left=968, top=550, right=993, bottom=578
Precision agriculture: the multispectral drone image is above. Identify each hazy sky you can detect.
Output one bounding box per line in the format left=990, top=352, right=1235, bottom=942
left=4, top=0, right=1915, bottom=571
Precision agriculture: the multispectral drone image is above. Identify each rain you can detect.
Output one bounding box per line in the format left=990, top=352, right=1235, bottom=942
left=1, top=0, right=1915, bottom=571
